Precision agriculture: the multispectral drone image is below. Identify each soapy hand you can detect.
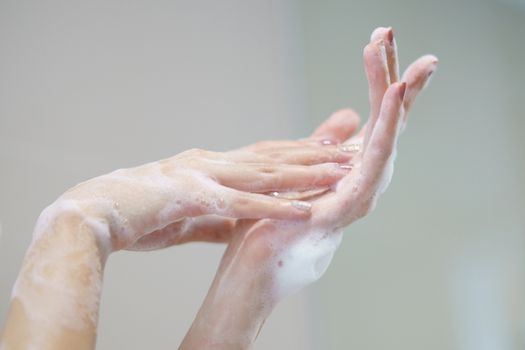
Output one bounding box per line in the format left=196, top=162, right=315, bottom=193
left=180, top=27, right=438, bottom=349
left=242, top=27, right=438, bottom=297
left=37, top=143, right=354, bottom=254
left=130, top=117, right=360, bottom=250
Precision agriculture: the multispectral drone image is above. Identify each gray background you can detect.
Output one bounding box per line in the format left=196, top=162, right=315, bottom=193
left=1, top=0, right=524, bottom=349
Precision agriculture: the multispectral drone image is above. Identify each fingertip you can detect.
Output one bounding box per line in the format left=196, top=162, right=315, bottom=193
left=370, top=26, right=390, bottom=42
left=425, top=55, right=439, bottom=81
left=330, top=108, right=361, bottom=134
left=331, top=108, right=360, bottom=123
left=344, top=108, right=361, bottom=126
left=291, top=200, right=312, bottom=212
left=422, top=54, right=439, bottom=65
left=387, top=27, right=394, bottom=45
left=402, top=54, right=439, bottom=82
left=311, top=109, right=362, bottom=142
left=400, top=54, right=438, bottom=115
left=288, top=200, right=313, bottom=219
left=328, top=162, right=354, bottom=178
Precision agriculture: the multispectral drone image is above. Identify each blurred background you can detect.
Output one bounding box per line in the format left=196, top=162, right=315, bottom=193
left=1, top=0, right=524, bottom=349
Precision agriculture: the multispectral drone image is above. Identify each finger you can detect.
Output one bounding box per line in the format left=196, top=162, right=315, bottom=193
left=401, top=54, right=438, bottom=128
left=266, top=187, right=330, bottom=201
left=240, top=140, right=310, bottom=152
left=359, top=82, right=406, bottom=199
left=313, top=83, right=406, bottom=228
left=248, top=145, right=354, bottom=165
left=228, top=145, right=353, bottom=165
left=210, top=162, right=352, bottom=193
left=239, top=137, right=351, bottom=152
left=210, top=188, right=314, bottom=220
left=371, top=27, right=399, bottom=84
left=310, top=109, right=361, bottom=143
left=128, top=216, right=236, bottom=250
left=363, top=39, right=390, bottom=153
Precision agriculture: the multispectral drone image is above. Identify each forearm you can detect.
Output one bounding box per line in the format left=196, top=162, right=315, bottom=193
left=180, top=222, right=276, bottom=349
left=180, top=216, right=344, bottom=349
left=0, top=208, right=109, bottom=350
left=180, top=280, right=271, bottom=350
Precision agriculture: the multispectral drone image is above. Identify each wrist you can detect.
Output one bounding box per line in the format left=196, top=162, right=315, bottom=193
left=35, top=199, right=117, bottom=256
left=5, top=209, right=107, bottom=349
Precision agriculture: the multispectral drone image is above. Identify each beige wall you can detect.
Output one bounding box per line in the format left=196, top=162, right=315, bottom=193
left=301, top=0, right=525, bottom=349
left=0, top=1, right=312, bottom=349
left=1, top=0, right=524, bottom=349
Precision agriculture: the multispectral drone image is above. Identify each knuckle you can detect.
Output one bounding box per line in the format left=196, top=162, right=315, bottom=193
left=183, top=156, right=201, bottom=168
left=233, top=194, right=252, bottom=208
left=258, top=166, right=277, bottom=175
left=179, top=148, right=206, bottom=158
left=266, top=151, right=284, bottom=160
left=159, top=161, right=172, bottom=175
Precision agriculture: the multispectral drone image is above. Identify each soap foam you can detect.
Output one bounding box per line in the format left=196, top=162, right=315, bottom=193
left=271, top=225, right=343, bottom=299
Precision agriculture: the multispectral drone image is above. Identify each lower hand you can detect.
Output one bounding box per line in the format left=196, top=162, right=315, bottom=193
left=180, top=27, right=438, bottom=349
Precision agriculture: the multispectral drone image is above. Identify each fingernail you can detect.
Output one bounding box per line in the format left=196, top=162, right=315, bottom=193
left=340, top=143, right=361, bottom=153
left=339, top=164, right=353, bottom=170
left=399, top=82, right=407, bottom=101
left=387, top=28, right=394, bottom=45
left=320, top=139, right=334, bottom=146
left=377, top=40, right=388, bottom=69
left=291, top=200, right=312, bottom=212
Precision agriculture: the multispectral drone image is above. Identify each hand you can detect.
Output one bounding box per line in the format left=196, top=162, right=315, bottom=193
left=130, top=110, right=361, bottom=250
left=241, top=27, right=438, bottom=296
left=1, top=108, right=357, bottom=350
left=38, top=141, right=353, bottom=253
left=180, top=27, right=438, bottom=349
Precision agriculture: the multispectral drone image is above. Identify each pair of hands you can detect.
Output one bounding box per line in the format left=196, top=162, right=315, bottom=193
left=49, top=122, right=355, bottom=253
left=21, top=26, right=436, bottom=349
left=41, top=22, right=436, bottom=309
left=178, top=27, right=438, bottom=348
left=184, top=26, right=438, bottom=287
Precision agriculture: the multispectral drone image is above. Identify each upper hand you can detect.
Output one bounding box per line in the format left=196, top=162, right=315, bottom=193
left=216, top=27, right=438, bottom=300
left=37, top=139, right=353, bottom=253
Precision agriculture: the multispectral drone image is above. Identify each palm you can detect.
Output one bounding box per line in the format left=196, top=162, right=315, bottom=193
left=218, top=27, right=438, bottom=288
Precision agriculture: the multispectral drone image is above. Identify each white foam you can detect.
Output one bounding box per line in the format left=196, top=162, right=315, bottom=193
left=272, top=226, right=343, bottom=299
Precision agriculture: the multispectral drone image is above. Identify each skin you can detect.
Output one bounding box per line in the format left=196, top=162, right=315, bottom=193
left=0, top=139, right=353, bottom=349
left=180, top=27, right=438, bottom=349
